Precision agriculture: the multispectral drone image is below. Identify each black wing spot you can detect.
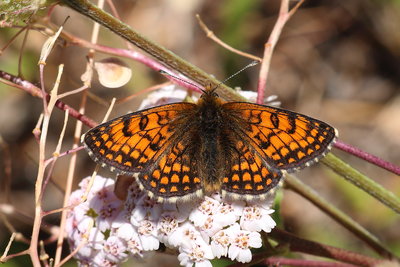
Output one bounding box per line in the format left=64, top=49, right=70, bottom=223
left=139, top=115, right=149, bottom=131
left=287, top=114, right=297, bottom=134
left=270, top=113, right=279, bottom=128
left=122, top=119, right=133, bottom=137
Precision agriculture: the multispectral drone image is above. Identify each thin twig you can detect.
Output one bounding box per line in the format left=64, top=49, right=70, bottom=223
left=32, top=113, right=44, bottom=143
left=0, top=24, right=29, bottom=55
left=263, top=257, right=358, bottom=267
left=57, top=84, right=88, bottom=99
left=42, top=110, right=69, bottom=193
left=18, top=23, right=30, bottom=78
left=30, top=62, right=65, bottom=267
left=101, top=97, right=116, bottom=123
left=54, top=1, right=103, bottom=262
left=44, top=146, right=84, bottom=167
left=196, top=14, right=262, bottom=62
left=0, top=248, right=29, bottom=263
left=256, top=0, right=304, bottom=104
left=0, top=136, right=12, bottom=203
left=0, top=233, right=17, bottom=261
left=116, top=81, right=172, bottom=104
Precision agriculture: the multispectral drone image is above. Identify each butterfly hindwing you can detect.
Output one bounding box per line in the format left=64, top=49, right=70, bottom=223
left=223, top=102, right=337, bottom=171
left=138, top=140, right=203, bottom=202
left=221, top=138, right=282, bottom=200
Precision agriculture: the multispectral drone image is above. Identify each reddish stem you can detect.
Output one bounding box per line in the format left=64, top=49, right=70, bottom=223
left=263, top=257, right=358, bottom=267
left=269, top=229, right=388, bottom=266
left=0, top=70, right=96, bottom=128
left=334, top=140, right=400, bottom=176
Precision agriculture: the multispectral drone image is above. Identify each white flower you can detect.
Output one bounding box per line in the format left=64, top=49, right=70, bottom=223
left=93, top=201, right=121, bottom=232
left=66, top=175, right=277, bottom=266
left=227, top=224, right=262, bottom=263
left=79, top=176, right=115, bottom=200
left=198, top=216, right=222, bottom=240
left=210, top=229, right=230, bottom=258
left=92, top=252, right=118, bottom=267
left=169, top=222, right=203, bottom=249
left=87, top=227, right=106, bottom=250
left=213, top=201, right=244, bottom=228
left=131, top=195, right=162, bottom=223
left=240, top=205, right=276, bottom=233
left=178, top=239, right=214, bottom=267
left=157, top=211, right=186, bottom=246
left=189, top=197, right=220, bottom=227
left=116, top=223, right=136, bottom=240
left=134, top=219, right=160, bottom=251
left=94, top=186, right=119, bottom=204
left=126, top=237, right=143, bottom=257
left=102, top=236, right=128, bottom=262
left=73, top=226, right=105, bottom=261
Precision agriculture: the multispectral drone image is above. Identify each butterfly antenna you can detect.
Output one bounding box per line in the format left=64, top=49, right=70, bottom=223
left=159, top=70, right=205, bottom=93
left=211, top=60, right=260, bottom=92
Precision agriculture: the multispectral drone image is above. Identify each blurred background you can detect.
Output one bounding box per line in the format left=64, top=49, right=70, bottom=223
left=0, top=0, right=399, bottom=266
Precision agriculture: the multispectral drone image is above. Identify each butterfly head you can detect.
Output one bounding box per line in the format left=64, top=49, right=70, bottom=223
left=198, top=84, right=222, bottom=105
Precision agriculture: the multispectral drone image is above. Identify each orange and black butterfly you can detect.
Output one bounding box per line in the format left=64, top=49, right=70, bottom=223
left=82, top=87, right=337, bottom=202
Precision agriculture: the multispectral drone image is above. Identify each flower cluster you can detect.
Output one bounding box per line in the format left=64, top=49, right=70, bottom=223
left=66, top=176, right=276, bottom=266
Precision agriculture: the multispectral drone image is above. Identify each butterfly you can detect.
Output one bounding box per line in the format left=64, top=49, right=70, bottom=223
left=82, top=87, right=337, bottom=202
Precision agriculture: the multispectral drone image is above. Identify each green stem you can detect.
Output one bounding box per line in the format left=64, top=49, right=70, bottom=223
left=284, top=172, right=395, bottom=259
left=322, top=153, right=400, bottom=214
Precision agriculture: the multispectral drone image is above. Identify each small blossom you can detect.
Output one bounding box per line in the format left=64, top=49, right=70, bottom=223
left=103, top=236, right=128, bottom=262
left=227, top=224, right=262, bottom=263
left=210, top=229, right=230, bottom=258
left=94, top=201, right=121, bottom=232
left=178, top=239, right=214, bottom=267
left=92, top=252, right=118, bottom=267
left=198, top=216, right=222, bottom=240
left=79, top=176, right=115, bottom=199
left=240, top=205, right=276, bottom=233
left=135, top=219, right=160, bottom=251
left=126, top=237, right=143, bottom=257
left=116, top=223, right=137, bottom=240
left=157, top=211, right=184, bottom=246
left=189, top=197, right=220, bottom=227
left=131, top=195, right=162, bottom=223
left=87, top=227, right=106, bottom=250
left=169, top=222, right=202, bottom=248
left=213, top=201, right=243, bottom=228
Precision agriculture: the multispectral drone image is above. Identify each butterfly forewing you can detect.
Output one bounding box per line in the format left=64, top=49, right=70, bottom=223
left=83, top=103, right=197, bottom=174
left=223, top=102, right=337, bottom=172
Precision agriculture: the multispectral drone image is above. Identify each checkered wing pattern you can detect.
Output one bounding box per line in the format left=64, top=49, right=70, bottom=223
left=223, top=102, right=337, bottom=172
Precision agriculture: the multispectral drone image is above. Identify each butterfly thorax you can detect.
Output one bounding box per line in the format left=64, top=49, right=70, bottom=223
left=196, top=92, right=227, bottom=193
